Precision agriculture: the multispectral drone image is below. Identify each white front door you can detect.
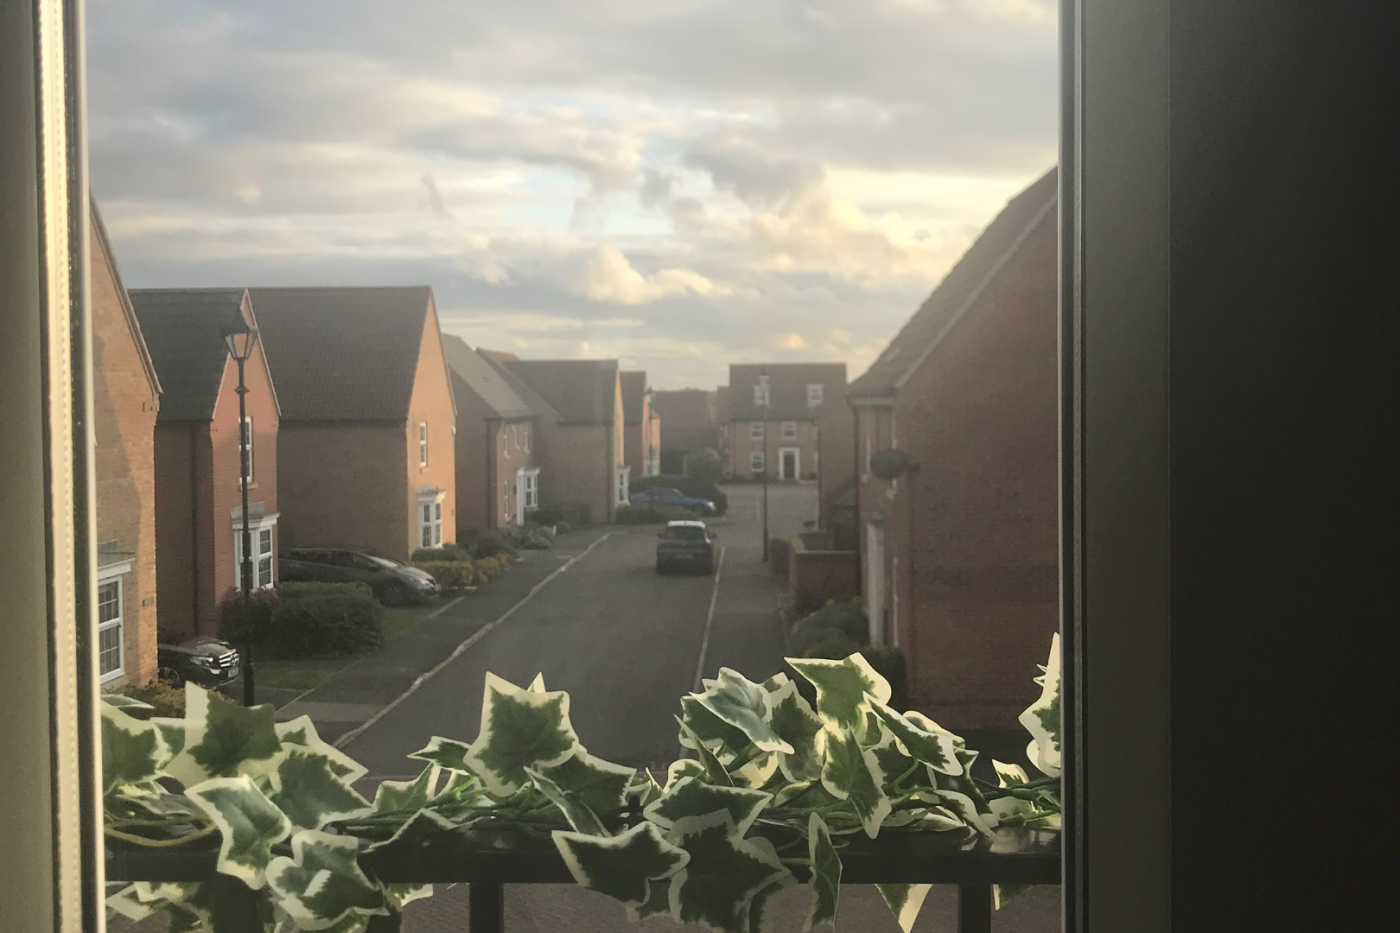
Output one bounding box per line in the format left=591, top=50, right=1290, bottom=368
left=515, top=469, right=527, bottom=525
left=865, top=522, right=886, bottom=646
left=780, top=447, right=800, bottom=480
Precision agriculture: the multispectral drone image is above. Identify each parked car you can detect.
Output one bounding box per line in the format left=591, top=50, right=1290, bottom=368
left=630, top=487, right=717, bottom=516
left=656, top=520, right=716, bottom=574
left=279, top=547, right=441, bottom=606
left=157, top=631, right=241, bottom=689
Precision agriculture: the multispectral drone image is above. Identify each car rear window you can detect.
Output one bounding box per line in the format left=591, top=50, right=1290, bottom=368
left=664, top=526, right=706, bottom=541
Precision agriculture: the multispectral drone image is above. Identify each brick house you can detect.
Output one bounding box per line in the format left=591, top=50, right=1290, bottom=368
left=128, top=288, right=281, bottom=637
left=621, top=371, right=661, bottom=479
left=442, top=334, right=543, bottom=530
left=845, top=167, right=1058, bottom=732
left=816, top=395, right=857, bottom=547
left=651, top=389, right=720, bottom=475
left=723, top=363, right=847, bottom=482
left=90, top=201, right=161, bottom=687
left=249, top=287, right=456, bottom=562
left=480, top=355, right=627, bottom=523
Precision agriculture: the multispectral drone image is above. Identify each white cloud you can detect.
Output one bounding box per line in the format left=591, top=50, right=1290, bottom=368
left=567, top=246, right=732, bottom=305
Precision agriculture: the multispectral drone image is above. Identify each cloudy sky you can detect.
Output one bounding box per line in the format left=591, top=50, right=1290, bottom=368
left=88, top=0, right=1057, bottom=389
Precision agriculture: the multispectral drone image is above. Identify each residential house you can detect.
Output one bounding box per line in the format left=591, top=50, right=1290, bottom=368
left=724, top=363, right=847, bottom=481
left=652, top=388, right=720, bottom=475
left=128, top=288, right=281, bottom=637
left=845, top=167, right=1059, bottom=732
left=816, top=396, right=857, bottom=548
left=249, top=287, right=456, bottom=562
left=621, top=372, right=661, bottom=478
left=481, top=355, right=627, bottom=523
left=714, top=386, right=732, bottom=467
left=442, top=335, right=544, bottom=530
left=90, top=201, right=161, bottom=687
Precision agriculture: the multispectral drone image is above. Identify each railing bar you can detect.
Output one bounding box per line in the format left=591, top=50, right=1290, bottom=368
left=470, top=881, right=505, bottom=933
left=957, top=883, right=992, bottom=933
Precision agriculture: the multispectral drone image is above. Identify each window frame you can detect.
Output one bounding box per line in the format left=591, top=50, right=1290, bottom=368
left=418, top=493, right=444, bottom=548
left=750, top=421, right=764, bottom=440
left=781, top=421, right=797, bottom=440
left=419, top=421, right=429, bottom=467
left=95, top=568, right=128, bottom=683
left=807, top=383, right=823, bottom=407
left=750, top=451, right=765, bottom=473
left=615, top=465, right=631, bottom=506
left=240, top=414, right=254, bottom=486
left=233, top=515, right=279, bottom=591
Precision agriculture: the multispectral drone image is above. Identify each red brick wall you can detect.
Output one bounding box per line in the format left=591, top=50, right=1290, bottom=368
left=277, top=423, right=408, bottom=559
left=884, top=212, right=1059, bottom=730
left=153, top=423, right=201, bottom=635
left=789, top=540, right=860, bottom=606
left=90, top=222, right=159, bottom=687
left=729, top=419, right=820, bottom=480
left=405, top=305, right=457, bottom=552
left=451, top=371, right=495, bottom=531
left=817, top=397, right=856, bottom=523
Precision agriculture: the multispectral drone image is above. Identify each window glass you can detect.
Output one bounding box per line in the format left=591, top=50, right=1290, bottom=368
left=751, top=452, right=765, bottom=472
left=750, top=421, right=764, bottom=439
left=97, top=579, right=123, bottom=678
left=240, top=416, right=254, bottom=485
left=663, top=526, right=706, bottom=541
left=807, top=384, right=824, bottom=406
left=419, top=422, right=428, bottom=466
left=783, top=421, right=797, bottom=439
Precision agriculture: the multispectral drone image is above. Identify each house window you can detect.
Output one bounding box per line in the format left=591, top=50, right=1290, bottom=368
left=235, top=524, right=276, bottom=591
left=751, top=452, right=765, bottom=473
left=419, top=494, right=444, bottom=548
left=782, top=421, right=798, bottom=440
left=616, top=466, right=631, bottom=505
left=239, top=416, right=254, bottom=486
left=504, top=480, right=512, bottom=520
left=750, top=421, right=764, bottom=440
left=523, top=426, right=530, bottom=453
left=419, top=422, right=429, bottom=467
left=97, top=577, right=123, bottom=681
left=521, top=469, right=540, bottom=509
left=753, top=383, right=770, bottom=406
left=807, top=384, right=824, bottom=407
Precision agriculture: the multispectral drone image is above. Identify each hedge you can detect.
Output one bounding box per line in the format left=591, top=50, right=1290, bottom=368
left=414, top=560, right=476, bottom=590
left=116, top=680, right=187, bottom=717
left=412, top=543, right=472, bottom=563
left=220, top=582, right=383, bottom=660
left=529, top=503, right=592, bottom=528
left=631, top=475, right=729, bottom=517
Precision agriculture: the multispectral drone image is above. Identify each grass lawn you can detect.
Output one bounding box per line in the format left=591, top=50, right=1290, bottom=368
left=254, top=666, right=334, bottom=693
left=382, top=594, right=453, bottom=642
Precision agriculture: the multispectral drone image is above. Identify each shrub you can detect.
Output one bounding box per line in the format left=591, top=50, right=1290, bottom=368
left=682, top=448, right=724, bottom=486
left=532, top=503, right=592, bottom=528
left=414, top=560, right=476, bottom=590
left=788, top=598, right=868, bottom=655
left=458, top=528, right=518, bottom=560
left=800, top=630, right=865, bottom=661
left=503, top=522, right=553, bottom=550
left=258, top=581, right=383, bottom=659
left=862, top=645, right=909, bottom=710
left=768, top=538, right=791, bottom=580
left=471, top=553, right=514, bottom=583
left=117, top=680, right=186, bottom=718
left=217, top=586, right=281, bottom=647
left=412, top=543, right=472, bottom=563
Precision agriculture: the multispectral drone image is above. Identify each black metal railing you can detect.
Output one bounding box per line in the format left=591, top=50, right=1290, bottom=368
left=107, top=827, right=1060, bottom=933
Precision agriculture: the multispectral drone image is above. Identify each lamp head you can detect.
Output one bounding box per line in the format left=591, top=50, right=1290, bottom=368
left=220, top=309, right=258, bottom=362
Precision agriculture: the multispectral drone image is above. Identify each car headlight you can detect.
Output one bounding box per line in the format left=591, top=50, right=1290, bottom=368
left=190, top=656, right=217, bottom=669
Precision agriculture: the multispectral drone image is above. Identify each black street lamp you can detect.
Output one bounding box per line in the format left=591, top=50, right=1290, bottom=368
left=221, top=309, right=259, bottom=707
left=760, top=368, right=771, bottom=561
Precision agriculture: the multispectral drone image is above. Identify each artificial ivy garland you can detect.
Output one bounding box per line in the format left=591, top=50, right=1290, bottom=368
left=104, top=635, right=1062, bottom=933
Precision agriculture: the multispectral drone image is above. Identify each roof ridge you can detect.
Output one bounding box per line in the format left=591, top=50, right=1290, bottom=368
left=90, top=198, right=162, bottom=398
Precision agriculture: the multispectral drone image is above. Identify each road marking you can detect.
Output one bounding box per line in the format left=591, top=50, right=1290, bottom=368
left=690, top=545, right=727, bottom=694
left=426, top=594, right=465, bottom=619
left=333, top=532, right=614, bottom=750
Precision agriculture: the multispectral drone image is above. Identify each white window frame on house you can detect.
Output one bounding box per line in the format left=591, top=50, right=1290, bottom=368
left=96, top=562, right=131, bottom=683
left=518, top=467, right=540, bottom=520
left=750, top=421, right=764, bottom=440
left=418, top=491, right=444, bottom=548
left=807, top=383, right=824, bottom=407
left=753, top=383, right=770, bottom=406
left=751, top=451, right=765, bottom=473
left=782, top=421, right=797, bottom=440
left=419, top=421, right=429, bottom=467
left=615, top=465, right=631, bottom=506
left=503, top=479, right=512, bottom=524
left=240, top=415, right=254, bottom=486
left=232, top=514, right=279, bottom=591
left=779, top=446, right=800, bottom=480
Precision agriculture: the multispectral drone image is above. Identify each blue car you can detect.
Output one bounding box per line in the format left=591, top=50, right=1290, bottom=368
left=630, top=487, right=717, bottom=516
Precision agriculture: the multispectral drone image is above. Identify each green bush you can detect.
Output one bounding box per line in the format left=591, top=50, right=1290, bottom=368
left=117, top=680, right=186, bottom=718
left=616, top=503, right=699, bottom=525
left=472, top=553, right=514, bottom=583
left=787, top=598, right=868, bottom=655
left=412, top=543, right=472, bottom=563
left=458, top=528, right=518, bottom=560
left=414, top=560, right=476, bottom=590
left=682, top=448, right=724, bottom=486
left=217, top=586, right=281, bottom=647
left=503, top=522, right=553, bottom=550
left=531, top=503, right=592, bottom=528
left=631, top=475, right=729, bottom=516
left=256, top=582, right=384, bottom=659
left=769, top=538, right=791, bottom=580
left=800, top=630, right=864, bottom=661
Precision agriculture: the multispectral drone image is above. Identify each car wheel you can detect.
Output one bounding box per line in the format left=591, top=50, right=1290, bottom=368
left=381, top=582, right=409, bottom=607
left=158, top=665, right=184, bottom=688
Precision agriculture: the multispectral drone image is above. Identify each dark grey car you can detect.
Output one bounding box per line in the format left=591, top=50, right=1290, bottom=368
left=279, top=547, right=440, bottom=606
left=655, top=521, right=716, bottom=574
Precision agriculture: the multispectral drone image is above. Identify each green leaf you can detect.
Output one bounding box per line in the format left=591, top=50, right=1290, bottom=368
left=746, top=838, right=795, bottom=933
left=676, top=718, right=735, bottom=786
left=276, top=716, right=366, bottom=781
left=553, top=821, right=689, bottom=917
left=666, top=811, right=791, bottom=933
left=464, top=672, right=579, bottom=795
left=635, top=876, right=674, bottom=920
left=820, top=729, right=891, bottom=838
left=931, top=746, right=997, bottom=825
left=167, top=685, right=281, bottom=786
left=666, top=757, right=707, bottom=789
left=369, top=764, right=440, bottom=814
left=870, top=705, right=962, bottom=776
left=151, top=717, right=187, bottom=759
left=994, top=883, right=1030, bottom=910
left=766, top=680, right=826, bottom=784
left=525, top=766, right=607, bottom=835
left=869, top=727, right=916, bottom=790
left=876, top=884, right=932, bottom=933
left=694, top=669, right=794, bottom=755
left=680, top=696, right=752, bottom=761
left=540, top=749, right=636, bottom=816
left=408, top=736, right=475, bottom=774
left=266, top=830, right=389, bottom=929
left=643, top=777, right=772, bottom=836
left=185, top=775, right=292, bottom=888
left=934, top=789, right=994, bottom=839
left=102, top=703, right=172, bottom=793
left=732, top=751, right=779, bottom=789
left=364, top=807, right=456, bottom=854
left=268, top=748, right=371, bottom=831
left=627, top=768, right=664, bottom=808
left=1018, top=632, right=1062, bottom=778
left=805, top=814, right=841, bottom=930
left=785, top=655, right=890, bottom=735
left=107, top=882, right=204, bottom=924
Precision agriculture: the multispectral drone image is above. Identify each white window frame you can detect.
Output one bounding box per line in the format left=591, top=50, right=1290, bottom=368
left=615, top=465, right=631, bottom=506
left=96, top=562, right=131, bottom=683
left=240, top=415, right=254, bottom=486
left=233, top=514, right=278, bottom=591
left=519, top=467, right=540, bottom=520
left=419, top=421, right=429, bottom=467
left=782, top=421, right=798, bottom=440
left=753, top=383, right=770, bottom=406
left=779, top=446, right=801, bottom=480
left=751, top=452, right=765, bottom=473
left=807, top=383, right=824, bottom=407
left=750, top=421, right=764, bottom=440
left=417, top=491, right=444, bottom=548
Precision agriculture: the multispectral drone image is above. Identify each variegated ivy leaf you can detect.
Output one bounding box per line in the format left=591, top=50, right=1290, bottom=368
left=876, top=883, right=932, bottom=933
left=151, top=717, right=186, bottom=759
left=540, top=749, right=636, bottom=817
left=994, top=883, right=1030, bottom=910
left=805, top=814, right=841, bottom=930
left=635, top=875, right=675, bottom=920
left=101, top=693, right=155, bottom=712
left=785, top=655, right=890, bottom=736
left=666, top=811, right=792, bottom=933
left=269, top=747, right=371, bottom=831
left=932, top=746, right=997, bottom=824
left=643, top=776, right=772, bottom=836
left=820, top=729, right=891, bottom=839
left=106, top=881, right=204, bottom=924
left=553, top=821, right=689, bottom=918
left=934, top=789, right=995, bottom=839
left=666, top=757, right=707, bottom=790
left=677, top=718, right=735, bottom=786
left=680, top=696, right=752, bottom=761
left=385, top=883, right=434, bottom=910
left=101, top=702, right=172, bottom=793
left=746, top=837, right=794, bottom=933
left=526, top=767, right=608, bottom=836
left=627, top=768, right=664, bottom=808
left=106, top=789, right=203, bottom=824
left=760, top=672, right=790, bottom=693
left=276, top=716, right=366, bottom=782
left=409, top=736, right=474, bottom=775
left=364, top=807, right=455, bottom=853
left=994, top=760, right=1030, bottom=786
left=266, top=830, right=389, bottom=929
left=766, top=680, right=826, bottom=784
left=165, top=684, right=281, bottom=787
left=463, top=672, right=579, bottom=796
left=869, top=728, right=917, bottom=790
left=1018, top=632, right=1062, bottom=778
left=694, top=669, right=794, bottom=755
left=528, top=672, right=547, bottom=692
left=732, top=751, right=779, bottom=789
left=870, top=705, right=962, bottom=776
left=370, top=764, right=441, bottom=814
left=185, top=775, right=292, bottom=888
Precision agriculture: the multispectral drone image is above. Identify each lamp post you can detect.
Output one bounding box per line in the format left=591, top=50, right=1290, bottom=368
left=221, top=309, right=259, bottom=707
left=644, top=386, right=656, bottom=477
left=760, top=369, right=771, bottom=561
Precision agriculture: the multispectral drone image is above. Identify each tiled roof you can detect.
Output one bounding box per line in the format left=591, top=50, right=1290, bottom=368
left=475, top=349, right=561, bottom=421
left=727, top=362, right=848, bottom=422
left=128, top=288, right=244, bottom=422
left=620, top=371, right=648, bottom=424
left=848, top=166, right=1058, bottom=399
left=441, top=334, right=535, bottom=421
left=505, top=360, right=620, bottom=425
left=247, top=287, right=433, bottom=421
